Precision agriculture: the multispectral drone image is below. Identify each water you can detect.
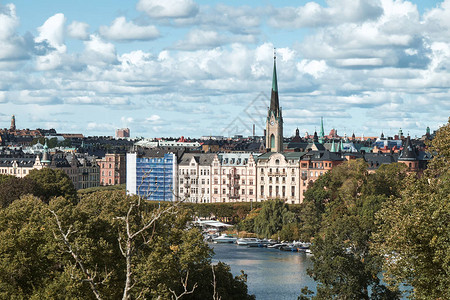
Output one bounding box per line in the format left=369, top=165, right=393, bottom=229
left=211, top=243, right=317, bottom=300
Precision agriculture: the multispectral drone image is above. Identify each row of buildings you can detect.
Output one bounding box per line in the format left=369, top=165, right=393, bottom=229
left=0, top=144, right=126, bottom=190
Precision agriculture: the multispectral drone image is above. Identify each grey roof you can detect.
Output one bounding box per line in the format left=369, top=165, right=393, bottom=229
left=302, top=150, right=344, bottom=162
left=0, top=157, right=36, bottom=167
left=178, top=153, right=216, bottom=166
left=398, top=136, right=417, bottom=161
left=364, top=153, right=398, bottom=169
left=255, top=151, right=304, bottom=162
left=219, top=152, right=257, bottom=166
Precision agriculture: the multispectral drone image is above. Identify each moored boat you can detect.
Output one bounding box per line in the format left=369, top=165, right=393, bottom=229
left=212, top=234, right=237, bottom=243
left=236, top=238, right=260, bottom=246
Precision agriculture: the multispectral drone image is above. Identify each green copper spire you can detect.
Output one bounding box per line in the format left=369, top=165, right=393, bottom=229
left=269, top=48, right=280, bottom=116
left=319, top=117, right=324, bottom=144
left=339, top=139, right=344, bottom=152
left=331, top=139, right=336, bottom=152
left=272, top=51, right=278, bottom=92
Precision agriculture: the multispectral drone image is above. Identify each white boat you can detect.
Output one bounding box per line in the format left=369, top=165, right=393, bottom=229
left=212, top=234, right=237, bottom=243
left=236, top=238, right=261, bottom=246
left=267, top=243, right=287, bottom=249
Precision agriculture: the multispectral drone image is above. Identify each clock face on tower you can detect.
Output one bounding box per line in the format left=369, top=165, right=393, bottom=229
left=270, top=121, right=274, bottom=125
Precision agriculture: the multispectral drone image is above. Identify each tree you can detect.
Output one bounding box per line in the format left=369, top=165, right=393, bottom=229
left=373, top=118, right=450, bottom=299
left=0, top=190, right=254, bottom=299
left=27, top=168, right=77, bottom=203
left=300, top=160, right=404, bottom=299
left=253, top=199, right=295, bottom=238
left=0, top=176, right=40, bottom=208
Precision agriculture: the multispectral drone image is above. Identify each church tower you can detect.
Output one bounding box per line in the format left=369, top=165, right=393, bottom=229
left=10, top=115, right=16, bottom=131
left=265, top=50, right=283, bottom=152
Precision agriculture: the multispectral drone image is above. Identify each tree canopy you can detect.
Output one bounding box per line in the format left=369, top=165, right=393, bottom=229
left=27, top=168, right=78, bottom=203
left=300, top=159, right=408, bottom=299
left=253, top=199, right=296, bottom=239
left=0, top=190, right=254, bottom=299
left=373, top=118, right=450, bottom=299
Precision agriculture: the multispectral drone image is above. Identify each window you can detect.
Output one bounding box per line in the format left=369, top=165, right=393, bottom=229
left=242, top=189, right=245, bottom=195
left=282, top=186, right=285, bottom=197
left=260, top=186, right=264, bottom=196
left=222, top=188, right=226, bottom=194
left=214, top=188, right=218, bottom=194
left=249, top=189, right=253, bottom=195
left=269, top=186, right=272, bottom=196
left=180, top=178, right=184, bottom=184
left=249, top=179, right=253, bottom=185
left=276, top=186, right=279, bottom=196
left=291, top=186, right=295, bottom=196
left=180, top=187, right=184, bottom=193
left=214, top=178, right=218, bottom=184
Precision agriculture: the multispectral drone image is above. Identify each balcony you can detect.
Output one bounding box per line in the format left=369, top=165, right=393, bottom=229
left=227, top=174, right=240, bottom=180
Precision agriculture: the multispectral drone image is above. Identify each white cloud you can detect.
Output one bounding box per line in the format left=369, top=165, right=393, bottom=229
left=99, top=17, right=159, bottom=42
left=297, top=60, right=328, bottom=78
left=35, top=13, right=66, bottom=51
left=146, top=114, right=161, bottom=122
left=137, top=0, right=198, bottom=18
left=67, top=21, right=89, bottom=40
left=82, top=34, right=117, bottom=65
left=0, top=3, right=28, bottom=63
left=34, top=13, right=67, bottom=70
left=269, top=0, right=383, bottom=28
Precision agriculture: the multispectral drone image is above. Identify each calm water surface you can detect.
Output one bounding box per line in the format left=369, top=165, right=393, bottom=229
left=211, top=243, right=317, bottom=300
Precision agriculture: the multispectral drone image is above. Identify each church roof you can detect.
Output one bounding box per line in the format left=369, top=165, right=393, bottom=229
left=269, top=54, right=280, bottom=117
left=398, top=136, right=417, bottom=161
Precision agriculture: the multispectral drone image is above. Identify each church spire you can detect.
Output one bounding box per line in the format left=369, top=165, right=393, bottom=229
left=269, top=48, right=280, bottom=116
left=319, top=117, right=324, bottom=144
left=265, top=48, right=283, bottom=153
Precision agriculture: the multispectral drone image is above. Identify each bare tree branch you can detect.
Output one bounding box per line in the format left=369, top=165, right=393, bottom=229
left=49, top=209, right=103, bottom=300
left=212, top=265, right=221, bottom=300
left=169, top=271, right=198, bottom=300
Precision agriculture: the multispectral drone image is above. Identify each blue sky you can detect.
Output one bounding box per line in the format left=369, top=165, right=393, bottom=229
left=0, top=0, right=449, bottom=138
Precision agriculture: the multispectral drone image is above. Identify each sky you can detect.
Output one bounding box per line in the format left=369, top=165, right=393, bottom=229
left=0, top=0, right=449, bottom=139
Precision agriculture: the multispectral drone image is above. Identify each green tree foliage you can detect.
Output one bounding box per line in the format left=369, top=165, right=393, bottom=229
left=27, top=168, right=78, bottom=203
left=0, top=176, right=41, bottom=208
left=301, top=159, right=408, bottom=299
left=374, top=118, right=450, bottom=299
left=253, top=199, right=296, bottom=238
left=0, top=190, right=254, bottom=299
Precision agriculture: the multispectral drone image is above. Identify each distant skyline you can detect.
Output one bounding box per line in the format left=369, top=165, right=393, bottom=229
left=0, top=0, right=449, bottom=138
